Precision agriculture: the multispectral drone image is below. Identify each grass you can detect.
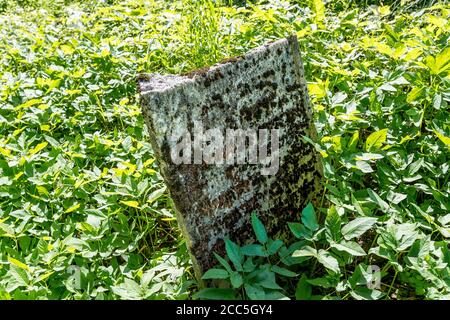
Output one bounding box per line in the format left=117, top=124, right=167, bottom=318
left=0, top=0, right=449, bottom=299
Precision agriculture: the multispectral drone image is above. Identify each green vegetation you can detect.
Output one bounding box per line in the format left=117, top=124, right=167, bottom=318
left=0, top=0, right=448, bottom=300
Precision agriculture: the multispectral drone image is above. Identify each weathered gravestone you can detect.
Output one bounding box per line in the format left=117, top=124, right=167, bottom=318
left=138, top=35, right=322, bottom=281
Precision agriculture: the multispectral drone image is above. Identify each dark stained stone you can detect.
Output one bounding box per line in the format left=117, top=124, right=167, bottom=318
left=138, top=35, right=322, bottom=283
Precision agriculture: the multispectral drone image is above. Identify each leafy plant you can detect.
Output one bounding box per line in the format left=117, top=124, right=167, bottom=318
left=0, top=0, right=448, bottom=300
left=194, top=212, right=293, bottom=300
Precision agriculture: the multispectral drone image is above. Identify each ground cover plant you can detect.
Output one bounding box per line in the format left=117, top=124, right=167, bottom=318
left=0, top=0, right=448, bottom=300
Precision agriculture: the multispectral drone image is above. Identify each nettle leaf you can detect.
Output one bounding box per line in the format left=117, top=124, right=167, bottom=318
left=230, top=272, right=243, bottom=288
left=288, top=222, right=313, bottom=240
left=271, top=265, right=297, bottom=277
left=301, top=203, right=319, bottom=232
left=245, top=284, right=265, bottom=300
left=255, top=269, right=282, bottom=290
left=213, top=253, right=233, bottom=274
left=331, top=240, right=366, bottom=256
left=241, top=244, right=266, bottom=257
left=202, top=268, right=229, bottom=280
left=225, top=239, right=243, bottom=271
left=243, top=258, right=256, bottom=273
left=365, top=129, right=388, bottom=151
left=325, top=206, right=342, bottom=242
left=266, top=239, right=283, bottom=255
left=342, top=217, right=378, bottom=240
left=251, top=212, right=268, bottom=244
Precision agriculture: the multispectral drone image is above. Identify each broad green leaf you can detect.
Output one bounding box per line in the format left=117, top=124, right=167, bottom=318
left=8, top=257, right=30, bottom=271
left=355, top=160, right=373, bottom=173
left=342, top=217, right=378, bottom=240
left=434, top=130, right=450, bottom=147
left=387, top=191, right=407, bottom=204
left=111, top=279, right=142, bottom=300
left=355, top=153, right=384, bottom=161
left=367, top=188, right=389, bottom=212
left=256, top=270, right=282, bottom=290
left=251, top=212, right=268, bottom=244
left=264, top=291, right=290, bottom=300
left=230, top=272, right=243, bottom=288
left=301, top=203, right=319, bottom=231
left=295, top=274, right=312, bottom=300
left=271, top=265, right=297, bottom=277
left=243, top=258, right=256, bottom=273
left=365, top=129, right=388, bottom=151
left=245, top=284, right=265, bottom=300
left=288, top=222, right=313, bottom=240
left=213, top=253, right=233, bottom=274
left=9, top=265, right=29, bottom=287
left=28, top=142, right=48, bottom=156
left=120, top=200, right=140, bottom=208
left=241, top=244, right=266, bottom=257
left=146, top=187, right=166, bottom=204
left=350, top=287, right=384, bottom=300
left=202, top=268, right=229, bottom=280
left=351, top=194, right=366, bottom=216
left=331, top=240, right=366, bottom=256
left=348, top=131, right=359, bottom=150
left=36, top=272, right=54, bottom=283
left=406, top=87, right=425, bottom=103
left=425, top=47, right=450, bottom=75
left=325, top=206, right=341, bottom=242
left=317, top=250, right=340, bottom=273
left=407, top=158, right=423, bottom=176
left=306, top=277, right=334, bottom=288
left=266, top=239, right=283, bottom=255
left=292, top=246, right=317, bottom=258
left=225, top=239, right=243, bottom=271
left=65, top=203, right=81, bottom=213
left=14, top=98, right=42, bottom=111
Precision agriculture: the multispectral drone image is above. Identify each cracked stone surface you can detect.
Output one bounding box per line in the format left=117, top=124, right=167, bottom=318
left=138, top=36, right=322, bottom=281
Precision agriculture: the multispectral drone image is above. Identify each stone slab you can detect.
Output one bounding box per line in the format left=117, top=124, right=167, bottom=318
left=138, top=35, right=322, bottom=281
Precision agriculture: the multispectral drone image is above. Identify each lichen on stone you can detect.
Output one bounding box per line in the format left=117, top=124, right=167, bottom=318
left=138, top=35, right=322, bottom=282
